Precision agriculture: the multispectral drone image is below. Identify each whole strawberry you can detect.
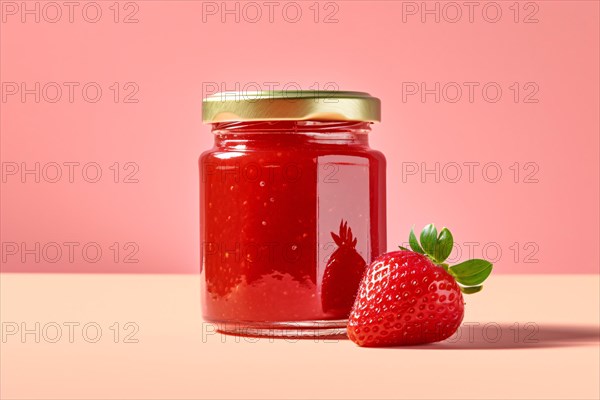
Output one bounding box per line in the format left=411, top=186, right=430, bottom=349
left=347, top=224, right=493, bottom=347
left=321, top=220, right=367, bottom=317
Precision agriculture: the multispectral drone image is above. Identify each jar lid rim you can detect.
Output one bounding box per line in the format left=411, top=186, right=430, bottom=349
left=202, top=90, right=381, bottom=123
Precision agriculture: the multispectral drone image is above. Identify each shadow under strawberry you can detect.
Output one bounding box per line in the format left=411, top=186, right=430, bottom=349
left=321, top=220, right=367, bottom=318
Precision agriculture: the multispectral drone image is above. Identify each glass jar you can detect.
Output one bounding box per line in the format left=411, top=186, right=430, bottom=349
left=200, top=91, right=386, bottom=337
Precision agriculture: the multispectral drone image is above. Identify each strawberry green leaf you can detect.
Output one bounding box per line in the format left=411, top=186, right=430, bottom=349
left=460, top=285, right=483, bottom=294
left=449, top=258, right=492, bottom=276
left=419, top=224, right=438, bottom=255
left=331, top=233, right=342, bottom=247
left=409, top=228, right=424, bottom=254
left=433, top=228, right=453, bottom=263
left=449, top=259, right=493, bottom=286
left=399, top=245, right=410, bottom=251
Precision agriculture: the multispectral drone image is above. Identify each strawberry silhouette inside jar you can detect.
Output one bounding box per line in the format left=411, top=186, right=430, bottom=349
left=200, top=90, right=386, bottom=337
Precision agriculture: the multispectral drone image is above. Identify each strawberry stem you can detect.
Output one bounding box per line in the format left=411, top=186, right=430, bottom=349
left=400, top=224, right=493, bottom=294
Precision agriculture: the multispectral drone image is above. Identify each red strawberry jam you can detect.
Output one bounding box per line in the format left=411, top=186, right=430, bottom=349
left=200, top=92, right=386, bottom=336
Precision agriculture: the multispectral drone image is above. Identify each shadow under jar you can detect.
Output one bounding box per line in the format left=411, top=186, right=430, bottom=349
left=200, top=91, right=386, bottom=337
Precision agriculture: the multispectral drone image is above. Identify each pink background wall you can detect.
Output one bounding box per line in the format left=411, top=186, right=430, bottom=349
left=1, top=1, right=598, bottom=274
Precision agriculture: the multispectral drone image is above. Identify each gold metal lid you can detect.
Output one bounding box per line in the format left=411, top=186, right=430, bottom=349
left=202, top=90, right=381, bottom=123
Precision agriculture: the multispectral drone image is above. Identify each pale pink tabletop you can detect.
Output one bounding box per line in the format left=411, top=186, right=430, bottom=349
left=1, top=274, right=599, bottom=399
